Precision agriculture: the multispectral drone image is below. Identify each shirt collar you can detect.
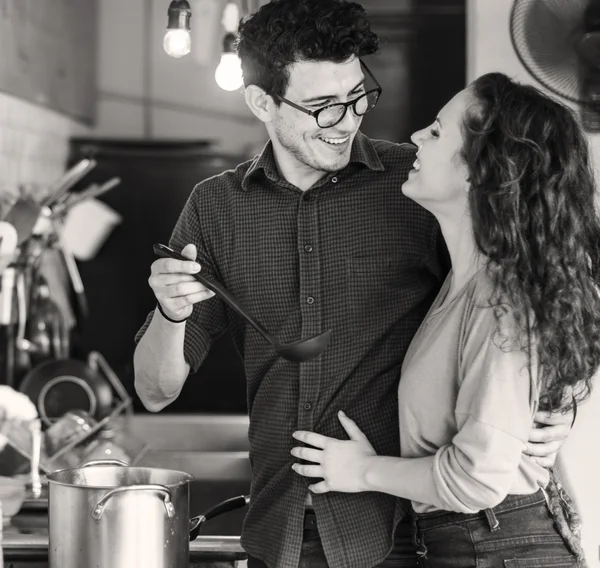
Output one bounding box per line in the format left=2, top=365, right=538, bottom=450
left=242, top=131, right=385, bottom=191
left=349, top=131, right=385, bottom=172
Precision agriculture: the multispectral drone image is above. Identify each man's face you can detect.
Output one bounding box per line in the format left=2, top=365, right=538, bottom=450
left=268, top=57, right=366, bottom=177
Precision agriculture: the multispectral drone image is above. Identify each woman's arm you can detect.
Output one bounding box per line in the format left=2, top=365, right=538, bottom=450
left=362, top=417, right=526, bottom=513
left=292, top=301, right=538, bottom=513
left=292, top=411, right=526, bottom=513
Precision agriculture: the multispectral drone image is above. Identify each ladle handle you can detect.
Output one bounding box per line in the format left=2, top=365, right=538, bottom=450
left=92, top=485, right=175, bottom=520
left=153, top=244, right=274, bottom=343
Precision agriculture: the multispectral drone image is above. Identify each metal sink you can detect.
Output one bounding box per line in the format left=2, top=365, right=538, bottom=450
left=129, top=413, right=251, bottom=481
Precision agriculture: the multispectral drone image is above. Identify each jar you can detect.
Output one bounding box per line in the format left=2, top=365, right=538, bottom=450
left=82, top=427, right=131, bottom=464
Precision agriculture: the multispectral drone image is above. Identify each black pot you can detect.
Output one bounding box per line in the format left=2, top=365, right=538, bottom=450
left=19, top=358, right=113, bottom=425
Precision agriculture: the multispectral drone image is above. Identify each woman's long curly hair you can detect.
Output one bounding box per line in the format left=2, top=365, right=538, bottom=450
left=462, top=72, right=600, bottom=411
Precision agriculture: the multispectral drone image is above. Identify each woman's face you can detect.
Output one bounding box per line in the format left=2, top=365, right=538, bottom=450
left=402, top=88, right=473, bottom=219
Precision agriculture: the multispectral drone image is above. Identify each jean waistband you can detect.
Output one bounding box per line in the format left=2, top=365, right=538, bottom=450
left=304, top=509, right=318, bottom=531
left=413, top=490, right=547, bottom=531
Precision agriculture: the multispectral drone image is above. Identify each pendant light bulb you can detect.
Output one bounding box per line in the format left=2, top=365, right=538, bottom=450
left=222, top=2, right=240, bottom=33
left=215, top=53, right=244, bottom=91
left=164, top=0, right=192, bottom=58
left=215, top=32, right=243, bottom=92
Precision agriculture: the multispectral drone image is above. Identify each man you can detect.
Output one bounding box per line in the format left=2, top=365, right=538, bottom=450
left=134, top=1, right=573, bottom=567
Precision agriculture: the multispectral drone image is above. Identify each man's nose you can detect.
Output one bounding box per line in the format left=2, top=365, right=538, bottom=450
left=337, top=106, right=361, bottom=131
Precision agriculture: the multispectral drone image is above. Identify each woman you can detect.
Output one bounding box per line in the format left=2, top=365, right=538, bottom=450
left=291, top=72, right=600, bottom=567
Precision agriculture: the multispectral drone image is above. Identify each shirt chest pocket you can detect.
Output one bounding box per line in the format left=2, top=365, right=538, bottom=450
left=346, top=255, right=434, bottom=337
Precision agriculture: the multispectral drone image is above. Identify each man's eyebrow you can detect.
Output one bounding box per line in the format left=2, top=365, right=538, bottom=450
left=301, top=78, right=365, bottom=104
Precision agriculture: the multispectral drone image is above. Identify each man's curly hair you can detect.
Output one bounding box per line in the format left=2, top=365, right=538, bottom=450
left=236, top=0, right=379, bottom=100
left=462, top=72, right=600, bottom=412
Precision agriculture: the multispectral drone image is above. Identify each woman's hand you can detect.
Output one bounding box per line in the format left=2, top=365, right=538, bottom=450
left=291, top=411, right=377, bottom=494
left=525, top=408, right=574, bottom=468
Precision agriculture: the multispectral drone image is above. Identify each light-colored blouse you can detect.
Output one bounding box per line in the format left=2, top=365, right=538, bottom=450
left=398, top=269, right=549, bottom=514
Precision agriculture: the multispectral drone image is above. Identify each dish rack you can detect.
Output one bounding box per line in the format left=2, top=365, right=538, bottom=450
left=2, top=352, right=147, bottom=475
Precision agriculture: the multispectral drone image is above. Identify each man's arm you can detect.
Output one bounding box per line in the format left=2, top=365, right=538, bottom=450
left=134, top=187, right=227, bottom=412
left=134, top=309, right=192, bottom=412
left=134, top=242, right=217, bottom=412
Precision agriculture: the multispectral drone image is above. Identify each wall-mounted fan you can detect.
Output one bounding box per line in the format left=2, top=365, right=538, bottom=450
left=510, top=0, right=600, bottom=131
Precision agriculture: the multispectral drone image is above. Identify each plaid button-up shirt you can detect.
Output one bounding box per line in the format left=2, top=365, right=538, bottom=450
left=136, top=132, right=449, bottom=568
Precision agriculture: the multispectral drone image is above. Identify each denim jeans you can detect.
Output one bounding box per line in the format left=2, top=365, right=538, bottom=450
left=411, top=490, right=580, bottom=568
left=247, top=514, right=419, bottom=568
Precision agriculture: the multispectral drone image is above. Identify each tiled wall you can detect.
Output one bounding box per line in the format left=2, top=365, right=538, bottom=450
left=0, top=92, right=89, bottom=201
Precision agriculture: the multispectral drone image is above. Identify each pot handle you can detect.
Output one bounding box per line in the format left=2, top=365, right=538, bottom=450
left=92, top=484, right=175, bottom=520
left=189, top=495, right=250, bottom=541
left=80, top=458, right=130, bottom=468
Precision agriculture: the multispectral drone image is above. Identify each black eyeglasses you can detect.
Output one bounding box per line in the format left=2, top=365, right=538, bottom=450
left=271, top=61, right=382, bottom=129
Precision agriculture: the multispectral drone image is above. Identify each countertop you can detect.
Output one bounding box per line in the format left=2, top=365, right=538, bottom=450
left=3, top=512, right=247, bottom=566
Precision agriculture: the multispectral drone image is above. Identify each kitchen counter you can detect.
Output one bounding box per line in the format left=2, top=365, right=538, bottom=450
left=2, top=414, right=252, bottom=566
left=3, top=513, right=247, bottom=567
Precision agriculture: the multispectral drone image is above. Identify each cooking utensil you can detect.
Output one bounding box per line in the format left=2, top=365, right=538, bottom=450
left=2, top=198, right=42, bottom=245
left=42, top=158, right=97, bottom=209
left=43, top=410, right=99, bottom=459
left=0, top=264, right=17, bottom=386
left=46, top=459, right=250, bottom=568
left=188, top=494, right=249, bottom=541
left=153, top=243, right=332, bottom=362
left=51, top=217, right=88, bottom=320
left=0, top=221, right=18, bottom=273
left=23, top=277, right=68, bottom=363
left=61, top=177, right=121, bottom=211
left=19, top=358, right=114, bottom=425
left=29, top=419, right=42, bottom=498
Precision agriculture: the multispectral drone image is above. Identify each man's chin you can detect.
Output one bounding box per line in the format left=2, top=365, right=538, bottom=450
left=319, top=153, right=351, bottom=173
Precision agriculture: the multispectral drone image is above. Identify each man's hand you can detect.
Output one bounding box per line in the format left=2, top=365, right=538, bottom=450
left=525, top=408, right=574, bottom=468
left=148, top=243, right=215, bottom=321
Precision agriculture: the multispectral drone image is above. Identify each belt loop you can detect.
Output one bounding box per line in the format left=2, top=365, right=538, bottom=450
left=411, top=513, right=429, bottom=559
left=540, top=486, right=551, bottom=508
left=484, top=508, right=500, bottom=532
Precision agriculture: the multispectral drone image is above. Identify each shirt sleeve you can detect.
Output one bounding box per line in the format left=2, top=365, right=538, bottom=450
left=135, top=183, right=229, bottom=372
left=424, top=299, right=539, bottom=513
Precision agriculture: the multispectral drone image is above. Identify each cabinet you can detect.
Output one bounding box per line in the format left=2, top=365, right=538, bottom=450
left=67, top=139, right=247, bottom=413
left=361, top=1, right=466, bottom=143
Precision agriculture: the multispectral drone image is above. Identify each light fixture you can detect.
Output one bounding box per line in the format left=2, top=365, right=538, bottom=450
left=215, top=2, right=243, bottom=91
left=215, top=33, right=244, bottom=91
left=164, top=0, right=192, bottom=58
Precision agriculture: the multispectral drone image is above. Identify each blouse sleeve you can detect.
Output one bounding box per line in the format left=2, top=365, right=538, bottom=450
left=426, top=300, right=538, bottom=513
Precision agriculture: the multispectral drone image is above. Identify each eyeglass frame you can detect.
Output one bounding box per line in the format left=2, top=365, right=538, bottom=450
left=270, top=60, right=382, bottom=129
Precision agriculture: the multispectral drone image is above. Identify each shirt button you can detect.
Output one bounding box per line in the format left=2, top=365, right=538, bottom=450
left=306, top=296, right=315, bottom=305
left=304, top=244, right=313, bottom=253
left=303, top=402, right=312, bottom=411
left=331, top=176, right=338, bottom=183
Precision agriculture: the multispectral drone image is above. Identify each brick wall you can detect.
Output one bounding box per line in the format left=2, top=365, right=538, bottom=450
left=0, top=92, right=89, bottom=200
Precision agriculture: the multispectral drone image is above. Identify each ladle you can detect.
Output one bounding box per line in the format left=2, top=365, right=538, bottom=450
left=153, top=244, right=332, bottom=362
